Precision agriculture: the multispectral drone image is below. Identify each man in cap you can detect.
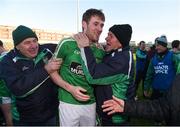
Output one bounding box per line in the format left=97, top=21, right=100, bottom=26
left=74, top=24, right=135, bottom=125
left=0, top=25, right=61, bottom=125
left=144, top=35, right=178, bottom=99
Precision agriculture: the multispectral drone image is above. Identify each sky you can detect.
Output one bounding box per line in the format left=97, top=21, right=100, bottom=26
left=0, top=0, right=179, bottom=44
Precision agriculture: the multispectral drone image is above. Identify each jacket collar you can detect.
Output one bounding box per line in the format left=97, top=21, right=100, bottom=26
left=108, top=46, right=130, bottom=57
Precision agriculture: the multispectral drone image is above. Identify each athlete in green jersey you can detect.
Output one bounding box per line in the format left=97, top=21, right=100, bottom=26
left=50, top=8, right=105, bottom=126
left=54, top=38, right=105, bottom=105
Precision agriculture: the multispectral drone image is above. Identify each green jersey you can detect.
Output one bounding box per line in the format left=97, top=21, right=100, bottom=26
left=0, top=80, right=11, bottom=98
left=54, top=38, right=105, bottom=105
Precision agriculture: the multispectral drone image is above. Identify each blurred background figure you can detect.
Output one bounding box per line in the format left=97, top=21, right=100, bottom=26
left=135, top=41, right=147, bottom=99
left=144, top=35, right=177, bottom=99
left=171, top=40, right=180, bottom=53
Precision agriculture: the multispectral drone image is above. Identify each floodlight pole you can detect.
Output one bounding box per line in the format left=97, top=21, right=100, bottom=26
left=76, top=0, right=79, bottom=32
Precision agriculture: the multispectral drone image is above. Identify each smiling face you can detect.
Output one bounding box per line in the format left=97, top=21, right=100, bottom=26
left=16, top=37, right=39, bottom=59
left=105, top=31, right=122, bottom=52
left=82, top=16, right=104, bottom=43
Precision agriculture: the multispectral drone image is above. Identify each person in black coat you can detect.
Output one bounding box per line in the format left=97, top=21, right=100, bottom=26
left=102, top=68, right=180, bottom=125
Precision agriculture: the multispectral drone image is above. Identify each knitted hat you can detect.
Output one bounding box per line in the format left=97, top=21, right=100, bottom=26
left=109, top=24, right=132, bottom=48
left=155, top=35, right=167, bottom=47
left=12, top=25, right=38, bottom=46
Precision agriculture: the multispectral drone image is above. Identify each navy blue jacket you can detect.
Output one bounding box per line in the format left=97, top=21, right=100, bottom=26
left=0, top=44, right=59, bottom=123
left=83, top=46, right=135, bottom=99
left=81, top=46, right=135, bottom=124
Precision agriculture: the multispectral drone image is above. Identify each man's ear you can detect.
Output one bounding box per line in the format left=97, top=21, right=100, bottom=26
left=15, top=45, right=19, bottom=50
left=118, top=41, right=123, bottom=49
left=82, top=21, right=87, bottom=32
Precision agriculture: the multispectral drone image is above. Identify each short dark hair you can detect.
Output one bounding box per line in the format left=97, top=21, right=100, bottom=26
left=139, top=41, right=145, bottom=45
left=82, top=8, right=105, bottom=23
left=171, top=40, right=180, bottom=48
left=0, top=40, right=3, bottom=47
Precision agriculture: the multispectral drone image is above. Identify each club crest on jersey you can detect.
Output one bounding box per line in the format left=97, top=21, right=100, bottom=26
left=70, top=62, right=84, bottom=76
left=74, top=50, right=80, bottom=54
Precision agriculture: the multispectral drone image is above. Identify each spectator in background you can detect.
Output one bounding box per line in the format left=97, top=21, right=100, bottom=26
left=171, top=40, right=180, bottom=68
left=135, top=41, right=147, bottom=99
left=144, top=35, right=178, bottom=99
left=171, top=40, right=180, bottom=53
left=143, top=44, right=156, bottom=92
left=0, top=25, right=60, bottom=126
left=147, top=44, right=156, bottom=62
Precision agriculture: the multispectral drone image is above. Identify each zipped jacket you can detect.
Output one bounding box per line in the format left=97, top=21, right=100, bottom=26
left=80, top=46, right=135, bottom=124
left=0, top=44, right=59, bottom=123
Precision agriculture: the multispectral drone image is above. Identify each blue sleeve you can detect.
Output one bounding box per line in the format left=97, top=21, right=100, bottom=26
left=82, top=47, right=129, bottom=79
